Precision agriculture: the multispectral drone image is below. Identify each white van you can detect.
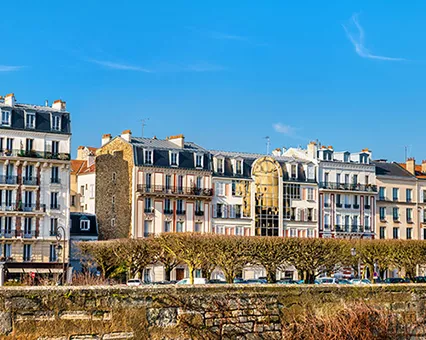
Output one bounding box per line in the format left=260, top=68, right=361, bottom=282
left=176, top=278, right=207, bottom=285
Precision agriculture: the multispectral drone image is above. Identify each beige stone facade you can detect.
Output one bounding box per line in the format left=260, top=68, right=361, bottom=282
left=95, top=137, right=134, bottom=239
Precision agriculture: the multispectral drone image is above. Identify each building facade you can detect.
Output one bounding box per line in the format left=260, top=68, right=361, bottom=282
left=70, top=146, right=96, bottom=214
left=0, top=94, right=71, bottom=282
left=374, top=161, right=417, bottom=240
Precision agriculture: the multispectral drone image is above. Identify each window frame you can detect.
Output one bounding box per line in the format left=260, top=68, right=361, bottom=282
left=1, top=109, right=11, bottom=126
left=80, top=219, right=90, bottom=231
left=25, top=111, right=36, bottom=129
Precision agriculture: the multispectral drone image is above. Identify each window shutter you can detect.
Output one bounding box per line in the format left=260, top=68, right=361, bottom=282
left=421, top=190, right=424, bottom=204
left=296, top=208, right=301, bottom=221
left=302, top=188, right=306, bottom=200
left=421, top=209, right=425, bottom=224
left=313, top=209, right=317, bottom=221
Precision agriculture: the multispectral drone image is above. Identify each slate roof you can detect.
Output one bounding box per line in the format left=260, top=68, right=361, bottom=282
left=70, top=212, right=98, bottom=237
left=131, top=137, right=210, bottom=170
left=399, top=163, right=426, bottom=179
left=373, top=161, right=415, bottom=178
left=0, top=103, right=71, bottom=134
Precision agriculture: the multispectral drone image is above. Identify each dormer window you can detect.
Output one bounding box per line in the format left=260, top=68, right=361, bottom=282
left=235, top=160, right=242, bottom=174
left=51, top=115, right=61, bottom=131
left=25, top=111, right=36, bottom=129
left=80, top=218, right=90, bottom=231
left=217, top=158, right=224, bottom=173
left=1, top=110, right=11, bottom=126
left=195, top=154, right=203, bottom=168
left=144, top=150, right=153, bottom=165
left=170, top=152, right=179, bottom=166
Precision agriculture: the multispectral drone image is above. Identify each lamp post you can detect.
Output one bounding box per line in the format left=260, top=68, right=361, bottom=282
left=351, top=247, right=361, bottom=279
left=55, top=226, right=66, bottom=285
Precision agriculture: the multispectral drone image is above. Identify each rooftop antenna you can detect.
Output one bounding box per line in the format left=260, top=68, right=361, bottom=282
left=264, top=136, right=270, bottom=155
left=140, top=118, right=149, bottom=138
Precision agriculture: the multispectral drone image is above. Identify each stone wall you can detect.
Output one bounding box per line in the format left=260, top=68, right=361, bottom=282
left=95, top=138, right=134, bottom=239
left=1, top=285, right=426, bottom=339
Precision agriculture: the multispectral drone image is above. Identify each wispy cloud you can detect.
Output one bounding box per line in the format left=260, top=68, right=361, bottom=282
left=87, top=59, right=152, bottom=72
left=343, top=13, right=406, bottom=61
left=273, top=123, right=296, bottom=135
left=0, top=65, right=24, bottom=72
left=187, top=26, right=267, bottom=46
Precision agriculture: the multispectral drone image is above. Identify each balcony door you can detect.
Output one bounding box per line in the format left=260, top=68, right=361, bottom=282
left=24, top=217, right=32, bottom=236
left=177, top=175, right=183, bottom=192
left=25, top=165, right=34, bottom=182
left=24, top=191, right=33, bottom=210
left=5, top=190, right=12, bottom=208
left=165, top=175, right=171, bottom=192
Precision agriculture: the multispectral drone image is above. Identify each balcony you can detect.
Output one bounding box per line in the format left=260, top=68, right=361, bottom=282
left=324, top=203, right=330, bottom=208
left=324, top=224, right=330, bottom=229
left=393, top=217, right=399, bottom=222
left=344, top=204, right=351, bottom=209
left=176, top=210, right=186, bottom=215
left=336, top=203, right=342, bottom=208
left=50, top=204, right=60, bottom=210
left=379, top=196, right=386, bottom=201
left=163, top=209, right=173, bottom=214
left=365, top=204, right=371, bottom=209
left=0, top=149, right=70, bottom=161
left=144, top=207, right=154, bottom=213
left=195, top=210, right=204, bottom=216
left=137, top=185, right=213, bottom=198
left=22, top=177, right=38, bottom=186
left=16, top=230, right=37, bottom=239
left=215, top=211, right=223, bottom=218
left=353, top=204, right=360, bottom=209
left=0, top=230, right=14, bottom=238
left=49, top=230, right=57, bottom=237
left=319, top=182, right=377, bottom=192
left=50, top=177, right=61, bottom=184
left=0, top=176, right=17, bottom=185
left=0, top=203, right=45, bottom=213
left=284, top=177, right=317, bottom=183
left=335, top=224, right=342, bottom=232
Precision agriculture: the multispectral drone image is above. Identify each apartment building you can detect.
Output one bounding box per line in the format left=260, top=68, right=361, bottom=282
left=96, top=131, right=213, bottom=242
left=70, top=146, right=96, bottom=214
left=0, top=94, right=71, bottom=283
left=374, top=160, right=417, bottom=240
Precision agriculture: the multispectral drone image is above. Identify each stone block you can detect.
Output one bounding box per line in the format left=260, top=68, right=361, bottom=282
left=0, top=312, right=12, bottom=335
left=102, top=332, right=134, bottom=339
left=37, top=337, right=67, bottom=340
left=70, top=336, right=100, bottom=340
left=16, top=311, right=55, bottom=321
left=146, top=307, right=177, bottom=327
left=60, top=311, right=91, bottom=320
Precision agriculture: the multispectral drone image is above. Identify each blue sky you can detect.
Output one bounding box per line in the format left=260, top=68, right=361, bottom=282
left=1, top=1, right=426, bottom=161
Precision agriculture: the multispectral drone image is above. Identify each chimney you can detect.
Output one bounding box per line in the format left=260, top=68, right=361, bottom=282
left=76, top=146, right=85, bottom=160
left=102, top=133, right=111, bottom=146
left=167, top=134, right=185, bottom=148
left=307, top=141, right=318, bottom=160
left=272, top=148, right=281, bottom=157
left=87, top=154, right=95, bottom=167
left=45, top=100, right=49, bottom=107
left=422, top=160, right=426, bottom=174
left=52, top=99, right=66, bottom=111
left=121, top=129, right=132, bottom=142
left=4, top=93, right=15, bottom=106
left=406, top=157, right=416, bottom=175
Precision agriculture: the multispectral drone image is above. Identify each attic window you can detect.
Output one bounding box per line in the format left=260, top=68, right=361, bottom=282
left=80, top=219, right=90, bottom=231
left=170, top=151, right=179, bottom=166
left=1, top=110, right=11, bottom=126
left=51, top=114, right=61, bottom=131
left=195, top=154, right=203, bottom=168
left=144, top=149, right=153, bottom=165
left=235, top=160, right=242, bottom=174
left=216, top=158, right=224, bottom=173
left=25, top=111, right=35, bottom=129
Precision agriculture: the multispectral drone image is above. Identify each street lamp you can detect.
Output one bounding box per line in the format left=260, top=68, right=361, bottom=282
left=55, top=226, right=66, bottom=285
left=351, top=247, right=361, bottom=279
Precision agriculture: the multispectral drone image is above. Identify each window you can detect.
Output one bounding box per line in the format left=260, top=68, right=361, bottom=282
left=1, top=110, right=10, bottom=126
left=336, top=214, right=341, bottom=227
left=80, top=219, right=90, bottom=231
left=196, top=176, right=202, bottom=189
left=406, top=189, right=412, bottom=202
left=393, top=207, right=399, bottom=221
left=379, top=187, right=385, bottom=200
left=5, top=190, right=12, bottom=206
left=380, top=227, right=386, bottom=239
left=145, top=173, right=152, bottom=189
left=144, top=198, right=152, bottom=212
left=393, top=227, right=399, bottom=239
left=324, top=194, right=330, bottom=207
left=177, top=175, right=183, bottom=191
left=52, top=141, right=59, bottom=155
left=51, top=115, right=61, bottom=131
left=4, top=244, right=11, bottom=258
left=365, top=175, right=369, bottom=185
left=406, top=228, right=413, bottom=240
left=336, top=173, right=341, bottom=184
left=23, top=244, right=32, bottom=262
left=112, top=172, right=116, bottom=184
left=164, top=221, right=171, bottom=232
left=195, top=200, right=203, bottom=213
left=307, top=188, right=314, bottom=200
left=215, top=182, right=225, bottom=196
left=236, top=205, right=242, bottom=218
left=111, top=218, right=115, bottom=227
left=170, top=152, right=178, bottom=166
left=424, top=228, right=426, bottom=240
left=217, top=158, right=224, bottom=173
left=406, top=208, right=413, bottom=222
left=144, top=220, right=152, bottom=237
left=352, top=175, right=358, bottom=185
left=25, top=112, right=36, bottom=129
left=364, top=216, right=370, bottom=230
left=291, top=164, right=297, bottom=179
left=290, top=228, right=297, bottom=237
left=344, top=153, right=349, bottom=162
left=50, top=192, right=59, bottom=209
left=353, top=215, right=358, bottom=227
left=80, top=185, right=84, bottom=195
left=71, top=195, right=76, bottom=206
left=236, top=227, right=243, bottom=236
left=344, top=174, right=349, bottom=184
left=194, top=223, right=202, bottom=233
left=24, top=217, right=32, bottom=236
left=49, top=244, right=57, bottom=262
left=215, top=204, right=223, bottom=218
left=25, top=138, right=33, bottom=152
left=164, top=199, right=171, bottom=213
left=424, top=209, right=426, bottom=223
left=6, top=138, right=13, bottom=151
left=380, top=207, right=386, bottom=221
left=176, top=222, right=184, bottom=232
left=324, top=214, right=330, bottom=228
left=236, top=160, right=242, bottom=174
left=393, top=188, right=399, bottom=201
left=195, top=154, right=203, bottom=168
left=324, top=172, right=329, bottom=184
left=307, top=165, right=314, bottom=180
left=51, top=166, right=59, bottom=183
left=177, top=199, right=184, bottom=213
left=354, top=195, right=359, bottom=208
left=89, top=184, right=95, bottom=198
left=50, top=218, right=58, bottom=236
left=144, top=150, right=153, bottom=165
left=165, top=175, right=171, bottom=190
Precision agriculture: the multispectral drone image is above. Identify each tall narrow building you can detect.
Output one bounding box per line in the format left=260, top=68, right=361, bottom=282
left=0, top=94, right=71, bottom=282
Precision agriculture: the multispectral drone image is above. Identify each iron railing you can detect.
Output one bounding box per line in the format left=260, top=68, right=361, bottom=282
left=0, top=149, right=70, bottom=160
left=137, top=185, right=213, bottom=197
left=319, top=182, right=377, bottom=192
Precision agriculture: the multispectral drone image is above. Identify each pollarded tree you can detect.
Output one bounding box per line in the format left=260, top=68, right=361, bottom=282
left=208, top=235, right=252, bottom=283
left=115, top=239, right=155, bottom=280
left=157, top=233, right=207, bottom=284
left=391, top=240, right=426, bottom=280
left=77, top=240, right=122, bottom=279
left=149, top=238, right=180, bottom=282
left=249, top=236, right=291, bottom=283
left=354, top=239, right=393, bottom=280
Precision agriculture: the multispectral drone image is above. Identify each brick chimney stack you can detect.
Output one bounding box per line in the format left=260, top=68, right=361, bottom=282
left=406, top=157, right=416, bottom=175
left=422, top=160, right=426, bottom=174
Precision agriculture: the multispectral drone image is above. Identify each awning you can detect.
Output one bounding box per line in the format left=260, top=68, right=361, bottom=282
left=7, top=268, right=63, bottom=274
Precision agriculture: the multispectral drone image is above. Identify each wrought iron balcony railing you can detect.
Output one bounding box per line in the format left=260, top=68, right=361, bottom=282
left=319, top=182, right=377, bottom=192
left=137, top=185, right=213, bottom=197
left=0, top=176, right=17, bottom=185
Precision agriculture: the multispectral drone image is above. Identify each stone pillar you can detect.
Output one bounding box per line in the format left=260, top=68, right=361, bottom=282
left=0, top=262, right=5, bottom=286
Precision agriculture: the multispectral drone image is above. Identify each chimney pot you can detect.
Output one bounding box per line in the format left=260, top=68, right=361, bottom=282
left=101, top=133, right=112, bottom=146
left=52, top=99, right=66, bottom=111
left=121, top=130, right=132, bottom=142
left=167, top=134, right=185, bottom=148
left=406, top=158, right=416, bottom=175
left=422, top=160, right=426, bottom=174
left=4, top=93, right=15, bottom=106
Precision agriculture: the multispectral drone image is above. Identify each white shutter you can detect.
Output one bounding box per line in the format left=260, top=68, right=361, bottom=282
left=296, top=208, right=301, bottom=221
left=421, top=209, right=424, bottom=224
left=421, top=190, right=424, bottom=204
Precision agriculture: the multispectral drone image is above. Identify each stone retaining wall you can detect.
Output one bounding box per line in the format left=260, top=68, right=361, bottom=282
left=0, top=285, right=426, bottom=339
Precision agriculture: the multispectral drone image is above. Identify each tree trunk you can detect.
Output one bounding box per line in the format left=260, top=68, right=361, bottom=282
left=266, top=267, right=277, bottom=283
left=165, top=267, right=172, bottom=282
left=189, top=265, right=194, bottom=284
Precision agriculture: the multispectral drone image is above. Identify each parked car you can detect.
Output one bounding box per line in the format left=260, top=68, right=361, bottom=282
left=350, top=279, right=371, bottom=285
left=126, top=279, right=142, bottom=287
left=337, top=279, right=352, bottom=284
left=233, top=278, right=246, bottom=284
left=151, top=280, right=174, bottom=285
left=245, top=278, right=267, bottom=284
left=176, top=278, right=207, bottom=285
left=384, top=277, right=407, bottom=284
left=414, top=276, right=426, bottom=283
left=208, top=279, right=227, bottom=284
left=317, top=277, right=338, bottom=284
left=277, top=279, right=300, bottom=284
